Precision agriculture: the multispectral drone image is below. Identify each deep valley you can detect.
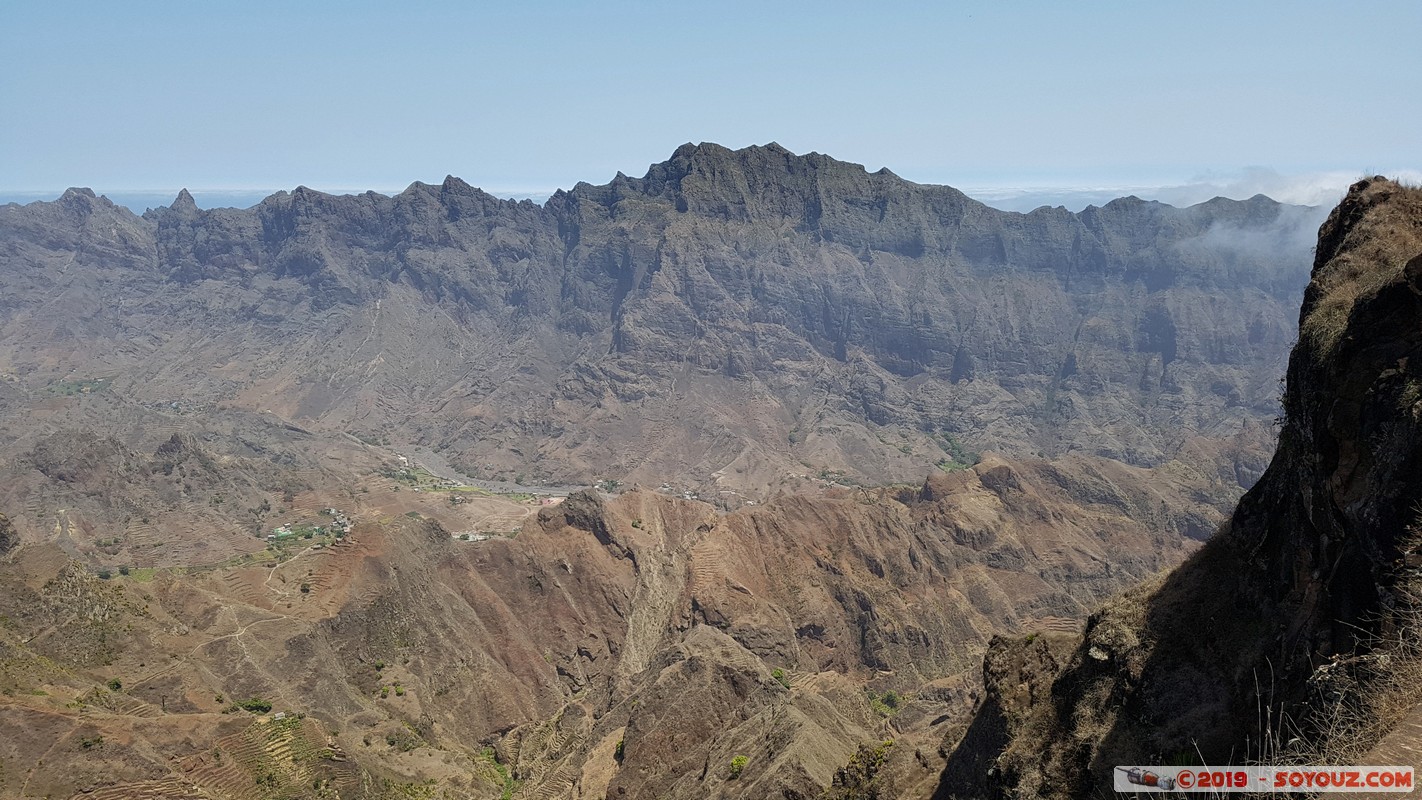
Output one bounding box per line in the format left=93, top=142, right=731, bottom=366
left=6, top=145, right=1407, bottom=800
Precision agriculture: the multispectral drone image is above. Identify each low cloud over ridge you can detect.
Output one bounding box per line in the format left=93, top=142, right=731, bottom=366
left=967, top=167, right=1422, bottom=212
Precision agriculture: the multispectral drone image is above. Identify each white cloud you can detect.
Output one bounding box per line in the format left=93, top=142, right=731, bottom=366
left=1148, top=167, right=1422, bottom=208
left=965, top=168, right=1422, bottom=213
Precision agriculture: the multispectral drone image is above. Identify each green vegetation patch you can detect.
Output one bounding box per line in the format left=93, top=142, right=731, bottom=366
left=935, top=430, right=980, bottom=471
left=867, top=689, right=902, bottom=717
left=478, top=747, right=520, bottom=800
left=236, top=696, right=272, bottom=713
left=382, top=466, right=445, bottom=489
left=118, top=566, right=159, bottom=582
left=48, top=377, right=113, bottom=396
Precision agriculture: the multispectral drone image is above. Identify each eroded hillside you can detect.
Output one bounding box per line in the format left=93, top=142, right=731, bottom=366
left=0, top=450, right=1228, bottom=799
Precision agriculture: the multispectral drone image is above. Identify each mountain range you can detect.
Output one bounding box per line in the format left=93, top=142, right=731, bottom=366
left=2, top=143, right=1320, bottom=499
left=0, top=144, right=1368, bottom=800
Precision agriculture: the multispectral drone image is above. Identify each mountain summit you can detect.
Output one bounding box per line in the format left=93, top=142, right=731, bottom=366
left=1, top=143, right=1322, bottom=500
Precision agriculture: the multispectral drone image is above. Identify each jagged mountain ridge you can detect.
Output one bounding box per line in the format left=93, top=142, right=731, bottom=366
left=0, top=143, right=1318, bottom=495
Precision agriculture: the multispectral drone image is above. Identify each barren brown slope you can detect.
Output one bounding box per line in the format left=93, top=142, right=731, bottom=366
left=936, top=177, right=1422, bottom=799
left=0, top=374, right=569, bottom=570
left=1, top=443, right=1220, bottom=800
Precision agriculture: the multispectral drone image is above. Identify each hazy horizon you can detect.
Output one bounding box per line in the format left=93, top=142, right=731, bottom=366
left=4, top=2, right=1417, bottom=208
left=5, top=158, right=1417, bottom=215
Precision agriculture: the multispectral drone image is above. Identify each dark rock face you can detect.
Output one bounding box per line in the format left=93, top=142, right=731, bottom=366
left=28, top=430, right=131, bottom=485
left=1240, top=178, right=1422, bottom=656
left=0, top=513, right=15, bottom=554
left=937, top=178, right=1422, bottom=799
left=0, top=144, right=1319, bottom=494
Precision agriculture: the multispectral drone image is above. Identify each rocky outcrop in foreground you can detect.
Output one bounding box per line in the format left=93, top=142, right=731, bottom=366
left=938, top=177, right=1422, bottom=798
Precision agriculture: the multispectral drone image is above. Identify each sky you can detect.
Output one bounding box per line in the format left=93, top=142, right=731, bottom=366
left=2, top=1, right=1418, bottom=211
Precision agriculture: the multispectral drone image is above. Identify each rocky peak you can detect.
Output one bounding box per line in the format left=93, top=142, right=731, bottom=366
left=56, top=187, right=108, bottom=216
left=153, top=432, right=201, bottom=460
left=59, top=186, right=97, bottom=201
left=440, top=174, right=475, bottom=195
left=8, top=188, right=156, bottom=271
left=575, top=141, right=920, bottom=224
left=171, top=188, right=198, bottom=214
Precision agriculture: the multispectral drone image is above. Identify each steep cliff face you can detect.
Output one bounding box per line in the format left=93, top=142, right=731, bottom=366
left=0, top=144, right=1316, bottom=498
left=546, top=143, right=1311, bottom=481
left=938, top=178, right=1422, bottom=798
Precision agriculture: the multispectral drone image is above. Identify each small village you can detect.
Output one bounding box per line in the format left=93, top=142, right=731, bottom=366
left=265, top=507, right=353, bottom=543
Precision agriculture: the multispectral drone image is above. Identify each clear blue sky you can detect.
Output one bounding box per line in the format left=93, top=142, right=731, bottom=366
left=2, top=1, right=1418, bottom=207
